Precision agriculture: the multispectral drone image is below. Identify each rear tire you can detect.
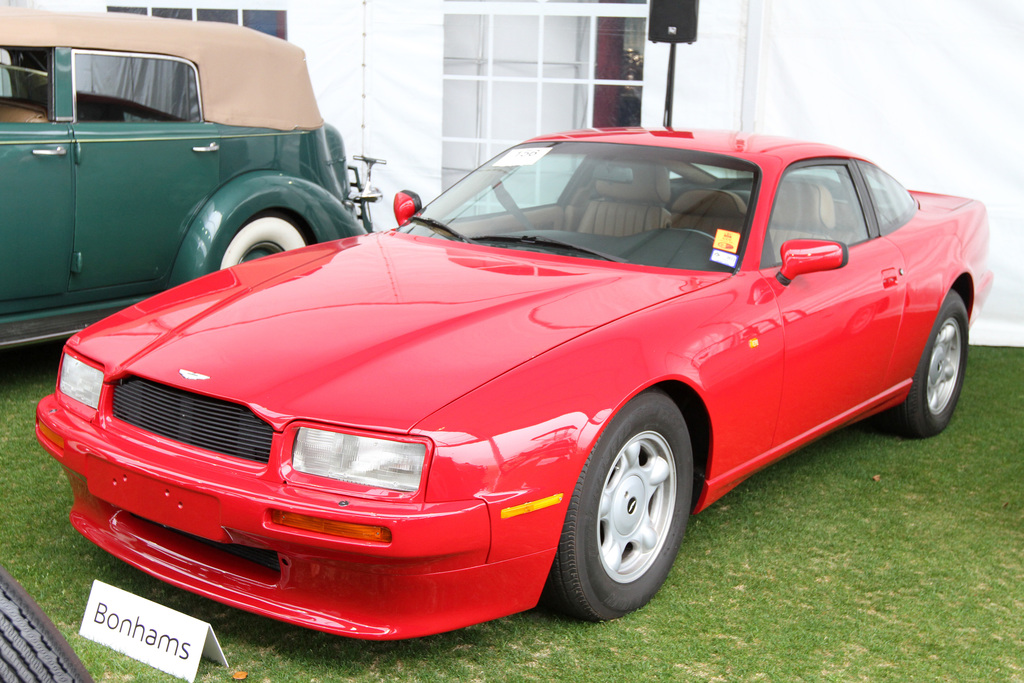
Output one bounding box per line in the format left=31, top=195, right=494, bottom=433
left=219, top=213, right=307, bottom=268
left=543, top=389, right=692, bottom=621
left=0, top=564, right=92, bottom=683
left=881, top=290, right=969, bottom=438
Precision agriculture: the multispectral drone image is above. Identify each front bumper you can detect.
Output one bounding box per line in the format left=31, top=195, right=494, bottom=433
left=36, top=393, right=552, bottom=639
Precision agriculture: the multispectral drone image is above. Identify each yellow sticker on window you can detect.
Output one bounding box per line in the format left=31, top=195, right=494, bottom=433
left=713, top=229, right=741, bottom=254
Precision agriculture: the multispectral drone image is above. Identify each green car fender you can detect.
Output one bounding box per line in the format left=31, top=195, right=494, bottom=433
left=168, top=171, right=365, bottom=287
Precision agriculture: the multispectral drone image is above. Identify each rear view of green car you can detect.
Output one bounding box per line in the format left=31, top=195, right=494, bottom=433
left=1, top=8, right=370, bottom=348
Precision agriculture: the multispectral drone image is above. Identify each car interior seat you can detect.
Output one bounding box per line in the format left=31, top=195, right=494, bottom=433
left=576, top=163, right=671, bottom=237
left=0, top=102, right=46, bottom=122
left=670, top=189, right=747, bottom=236
left=761, top=180, right=836, bottom=267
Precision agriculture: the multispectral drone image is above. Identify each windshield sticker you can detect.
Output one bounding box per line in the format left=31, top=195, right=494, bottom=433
left=711, top=249, right=738, bottom=268
left=494, top=147, right=552, bottom=167
left=713, top=229, right=741, bottom=254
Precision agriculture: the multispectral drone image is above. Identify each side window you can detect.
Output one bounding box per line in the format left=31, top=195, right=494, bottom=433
left=0, top=48, right=50, bottom=120
left=762, top=164, right=870, bottom=268
left=859, top=162, right=917, bottom=235
left=74, top=52, right=200, bottom=123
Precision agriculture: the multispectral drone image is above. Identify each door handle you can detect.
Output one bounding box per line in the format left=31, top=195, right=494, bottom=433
left=192, top=142, right=220, bottom=153
left=881, top=267, right=899, bottom=289
left=32, top=146, right=67, bottom=157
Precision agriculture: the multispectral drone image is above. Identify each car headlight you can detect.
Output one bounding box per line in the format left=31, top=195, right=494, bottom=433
left=59, top=354, right=103, bottom=410
left=292, top=427, right=426, bottom=492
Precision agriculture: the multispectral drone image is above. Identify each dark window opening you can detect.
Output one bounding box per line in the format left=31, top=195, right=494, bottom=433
left=105, top=7, right=287, bottom=39
left=75, top=52, right=200, bottom=123
left=197, top=9, right=239, bottom=24
left=152, top=8, right=193, bottom=20
left=243, top=10, right=287, bottom=40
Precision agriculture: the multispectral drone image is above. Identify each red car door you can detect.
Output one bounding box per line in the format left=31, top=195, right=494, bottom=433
left=761, top=162, right=907, bottom=446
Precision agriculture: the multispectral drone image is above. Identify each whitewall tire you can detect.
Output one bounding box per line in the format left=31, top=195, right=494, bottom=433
left=219, top=214, right=307, bottom=269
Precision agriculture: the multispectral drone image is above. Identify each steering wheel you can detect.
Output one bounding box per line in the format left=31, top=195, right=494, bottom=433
left=671, top=228, right=715, bottom=241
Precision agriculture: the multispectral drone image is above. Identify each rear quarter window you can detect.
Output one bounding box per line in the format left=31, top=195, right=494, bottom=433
left=859, top=162, right=917, bottom=235
left=74, top=51, right=200, bottom=123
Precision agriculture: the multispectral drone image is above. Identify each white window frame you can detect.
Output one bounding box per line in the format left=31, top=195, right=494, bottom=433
left=442, top=1, right=650, bottom=184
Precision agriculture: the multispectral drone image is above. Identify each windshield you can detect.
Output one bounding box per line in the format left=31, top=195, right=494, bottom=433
left=404, top=141, right=759, bottom=272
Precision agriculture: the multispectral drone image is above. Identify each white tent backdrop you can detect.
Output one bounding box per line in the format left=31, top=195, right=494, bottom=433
left=311, top=0, right=1020, bottom=346
left=17, top=0, right=1023, bottom=346
left=293, top=0, right=444, bottom=219
left=749, top=0, right=1023, bottom=347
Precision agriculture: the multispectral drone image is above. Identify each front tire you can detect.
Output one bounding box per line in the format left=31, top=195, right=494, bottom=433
left=882, top=290, right=969, bottom=438
left=544, top=389, right=693, bottom=621
left=219, top=213, right=307, bottom=269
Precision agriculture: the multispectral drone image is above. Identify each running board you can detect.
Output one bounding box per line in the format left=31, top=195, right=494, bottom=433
left=0, top=305, right=127, bottom=349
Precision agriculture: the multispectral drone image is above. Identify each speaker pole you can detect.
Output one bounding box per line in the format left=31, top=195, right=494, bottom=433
left=648, top=0, right=698, bottom=129
left=664, top=42, right=677, bottom=128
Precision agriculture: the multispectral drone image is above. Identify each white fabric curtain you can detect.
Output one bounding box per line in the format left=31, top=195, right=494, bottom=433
left=751, top=0, right=1024, bottom=346
left=293, top=0, right=444, bottom=231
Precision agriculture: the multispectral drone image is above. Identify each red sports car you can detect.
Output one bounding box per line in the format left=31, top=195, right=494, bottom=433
left=36, top=129, right=992, bottom=639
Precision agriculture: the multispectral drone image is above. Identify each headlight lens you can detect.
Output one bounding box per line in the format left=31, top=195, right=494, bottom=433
left=292, top=427, right=426, bottom=492
left=59, top=354, right=103, bottom=410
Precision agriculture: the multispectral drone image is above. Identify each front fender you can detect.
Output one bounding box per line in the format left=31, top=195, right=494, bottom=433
left=412, top=272, right=784, bottom=564
left=169, top=171, right=365, bottom=286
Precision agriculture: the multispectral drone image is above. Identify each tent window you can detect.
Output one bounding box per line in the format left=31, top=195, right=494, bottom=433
left=442, top=2, right=648, bottom=189
left=107, top=6, right=287, bottom=40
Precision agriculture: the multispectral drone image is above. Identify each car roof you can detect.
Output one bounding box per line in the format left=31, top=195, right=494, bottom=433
left=0, top=7, right=322, bottom=131
left=527, top=128, right=866, bottom=168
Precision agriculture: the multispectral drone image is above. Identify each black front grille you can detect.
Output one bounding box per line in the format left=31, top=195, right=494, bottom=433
left=113, top=377, right=274, bottom=463
left=159, top=522, right=281, bottom=573
left=181, top=532, right=281, bottom=572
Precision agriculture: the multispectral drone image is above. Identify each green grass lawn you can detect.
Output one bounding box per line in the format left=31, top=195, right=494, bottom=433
left=2, top=341, right=1021, bottom=682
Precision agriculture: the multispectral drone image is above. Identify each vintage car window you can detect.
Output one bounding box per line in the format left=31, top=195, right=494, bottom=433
left=0, top=48, right=49, bottom=118
left=858, top=161, right=917, bottom=235
left=762, top=164, right=870, bottom=268
left=407, top=141, right=759, bottom=272
left=74, top=51, right=200, bottom=123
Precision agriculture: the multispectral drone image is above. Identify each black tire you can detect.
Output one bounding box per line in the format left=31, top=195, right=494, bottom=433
left=0, top=564, right=92, bottom=683
left=543, top=389, right=693, bottom=621
left=881, top=290, right=969, bottom=438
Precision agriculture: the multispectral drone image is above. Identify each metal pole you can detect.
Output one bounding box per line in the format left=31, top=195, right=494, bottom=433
left=664, top=42, right=677, bottom=128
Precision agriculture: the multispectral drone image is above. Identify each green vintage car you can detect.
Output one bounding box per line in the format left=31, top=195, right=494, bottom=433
left=0, top=8, right=371, bottom=348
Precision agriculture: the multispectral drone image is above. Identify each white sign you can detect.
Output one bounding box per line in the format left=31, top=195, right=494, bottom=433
left=493, top=147, right=552, bottom=167
left=710, top=249, right=738, bottom=268
left=80, top=580, right=228, bottom=682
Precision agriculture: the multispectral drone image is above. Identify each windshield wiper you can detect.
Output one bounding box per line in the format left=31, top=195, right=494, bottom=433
left=411, top=218, right=624, bottom=263
left=409, top=216, right=476, bottom=244
left=475, top=234, right=626, bottom=262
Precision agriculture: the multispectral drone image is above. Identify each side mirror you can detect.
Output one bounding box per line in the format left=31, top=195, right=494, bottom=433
left=393, top=190, right=423, bottom=226
left=776, top=239, right=848, bottom=286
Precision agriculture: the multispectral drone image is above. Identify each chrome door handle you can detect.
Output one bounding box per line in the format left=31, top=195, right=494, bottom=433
left=32, top=146, right=67, bottom=156
left=192, top=142, right=220, bottom=153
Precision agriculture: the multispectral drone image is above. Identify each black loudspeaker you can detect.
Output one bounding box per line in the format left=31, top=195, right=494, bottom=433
left=648, top=0, right=699, bottom=44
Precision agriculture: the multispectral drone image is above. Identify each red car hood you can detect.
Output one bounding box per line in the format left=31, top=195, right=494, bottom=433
left=74, top=232, right=722, bottom=433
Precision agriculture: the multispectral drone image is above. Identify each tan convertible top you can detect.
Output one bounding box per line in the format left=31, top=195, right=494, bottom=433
left=0, top=7, right=323, bottom=131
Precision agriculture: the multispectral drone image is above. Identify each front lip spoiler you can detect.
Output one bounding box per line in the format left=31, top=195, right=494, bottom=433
left=64, top=489, right=553, bottom=639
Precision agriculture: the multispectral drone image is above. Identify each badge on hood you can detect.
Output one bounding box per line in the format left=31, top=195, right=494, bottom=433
left=179, top=369, right=210, bottom=381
